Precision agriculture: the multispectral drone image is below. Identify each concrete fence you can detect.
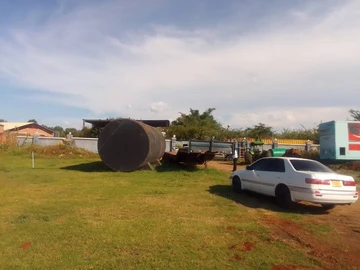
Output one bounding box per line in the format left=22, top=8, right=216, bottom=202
left=17, top=135, right=99, bottom=153
left=17, top=135, right=320, bottom=155
left=18, top=136, right=175, bottom=153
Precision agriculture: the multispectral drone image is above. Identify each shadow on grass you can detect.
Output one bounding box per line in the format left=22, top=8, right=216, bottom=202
left=208, top=185, right=329, bottom=215
left=155, top=162, right=202, bottom=172
left=212, top=159, right=248, bottom=165
left=60, top=161, right=203, bottom=173
left=60, top=161, right=112, bottom=172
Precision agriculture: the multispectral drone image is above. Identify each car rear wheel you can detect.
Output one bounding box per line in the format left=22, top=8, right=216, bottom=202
left=232, top=176, right=242, bottom=193
left=275, top=185, right=294, bottom=209
left=321, top=204, right=336, bottom=210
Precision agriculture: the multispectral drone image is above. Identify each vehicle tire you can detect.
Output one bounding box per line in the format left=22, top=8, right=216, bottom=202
left=245, top=152, right=252, bottom=164
left=321, top=204, right=336, bottom=210
left=232, top=176, right=242, bottom=193
left=265, top=150, right=272, bottom=157
left=275, top=185, right=294, bottom=209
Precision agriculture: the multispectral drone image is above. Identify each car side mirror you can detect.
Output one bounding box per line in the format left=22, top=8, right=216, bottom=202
left=246, top=165, right=250, bottom=170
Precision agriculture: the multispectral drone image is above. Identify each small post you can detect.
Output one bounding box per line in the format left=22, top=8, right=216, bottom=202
left=240, top=138, right=245, bottom=158
left=33, top=132, right=39, bottom=145
left=246, top=140, right=251, bottom=152
left=171, top=135, right=176, bottom=151
left=209, top=137, right=214, bottom=152
left=305, top=140, right=311, bottom=151
left=66, top=132, right=73, bottom=140
left=272, top=138, right=278, bottom=149
left=232, top=141, right=239, bottom=172
left=31, top=151, right=35, bottom=169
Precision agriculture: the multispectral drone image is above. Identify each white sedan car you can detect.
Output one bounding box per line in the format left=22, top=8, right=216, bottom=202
left=230, top=157, right=358, bottom=209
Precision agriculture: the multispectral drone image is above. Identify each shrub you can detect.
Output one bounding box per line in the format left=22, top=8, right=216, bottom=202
left=337, top=161, right=360, bottom=171
left=299, top=150, right=320, bottom=161
left=0, top=133, right=18, bottom=152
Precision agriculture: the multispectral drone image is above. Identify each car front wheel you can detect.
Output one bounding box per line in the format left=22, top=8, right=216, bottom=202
left=232, top=176, right=242, bottom=193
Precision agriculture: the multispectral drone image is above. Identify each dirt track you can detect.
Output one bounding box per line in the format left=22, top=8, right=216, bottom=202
left=206, top=160, right=360, bottom=270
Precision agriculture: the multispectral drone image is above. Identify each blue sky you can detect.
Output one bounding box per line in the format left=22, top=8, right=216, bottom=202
left=0, top=0, right=359, bottom=130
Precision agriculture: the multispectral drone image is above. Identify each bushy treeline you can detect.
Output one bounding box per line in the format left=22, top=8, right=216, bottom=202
left=166, top=108, right=319, bottom=142
left=8, top=107, right=358, bottom=142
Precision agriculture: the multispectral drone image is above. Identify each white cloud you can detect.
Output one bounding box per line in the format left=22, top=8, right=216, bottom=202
left=149, top=101, right=169, bottom=113
left=0, top=0, right=359, bottom=129
left=225, top=107, right=350, bottom=131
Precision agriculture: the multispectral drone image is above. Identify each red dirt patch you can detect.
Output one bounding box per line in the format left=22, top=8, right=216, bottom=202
left=262, top=218, right=297, bottom=226
left=228, top=242, right=255, bottom=252
left=243, top=241, right=255, bottom=251
left=20, top=242, right=31, bottom=249
left=206, top=161, right=246, bottom=172
left=232, top=254, right=243, bottom=261
left=272, top=265, right=321, bottom=270
left=226, top=226, right=235, bottom=231
left=228, top=244, right=238, bottom=250
left=245, top=230, right=259, bottom=236
left=262, top=215, right=360, bottom=270
left=271, top=265, right=298, bottom=270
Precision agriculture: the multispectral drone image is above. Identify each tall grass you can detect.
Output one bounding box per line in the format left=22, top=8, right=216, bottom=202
left=1, top=134, right=98, bottom=159
left=0, top=133, right=18, bottom=152
left=18, top=144, right=99, bottom=158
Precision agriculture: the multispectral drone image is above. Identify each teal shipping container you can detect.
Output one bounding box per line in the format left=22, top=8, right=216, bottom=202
left=319, top=120, right=360, bottom=160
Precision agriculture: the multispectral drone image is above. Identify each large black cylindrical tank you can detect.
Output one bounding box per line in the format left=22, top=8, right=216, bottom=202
left=97, top=119, right=165, bottom=172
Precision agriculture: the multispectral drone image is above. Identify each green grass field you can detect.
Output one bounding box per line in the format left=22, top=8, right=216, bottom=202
left=0, top=150, right=355, bottom=269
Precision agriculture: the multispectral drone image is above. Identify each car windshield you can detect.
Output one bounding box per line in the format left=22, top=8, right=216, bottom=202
left=289, top=159, right=334, bottom=173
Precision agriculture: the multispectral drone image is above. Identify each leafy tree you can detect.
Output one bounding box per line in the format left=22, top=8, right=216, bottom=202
left=166, top=108, right=223, bottom=140
left=244, top=123, right=273, bottom=140
left=0, top=119, right=6, bottom=122
left=52, top=126, right=66, bottom=137
left=90, top=126, right=104, bottom=138
left=38, top=125, right=82, bottom=137
left=78, top=127, right=93, bottom=137
left=41, top=125, right=65, bottom=137
left=28, top=119, right=38, bottom=124
left=349, top=109, right=360, bottom=121
left=65, top=128, right=80, bottom=137
left=220, top=128, right=246, bottom=141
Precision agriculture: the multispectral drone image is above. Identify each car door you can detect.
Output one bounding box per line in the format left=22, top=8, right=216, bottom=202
left=242, top=158, right=270, bottom=192
left=256, top=159, right=285, bottom=196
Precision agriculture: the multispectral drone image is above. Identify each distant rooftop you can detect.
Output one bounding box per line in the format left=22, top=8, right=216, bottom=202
left=83, top=118, right=170, bottom=128
left=0, top=122, right=34, bottom=131
left=0, top=122, right=55, bottom=135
